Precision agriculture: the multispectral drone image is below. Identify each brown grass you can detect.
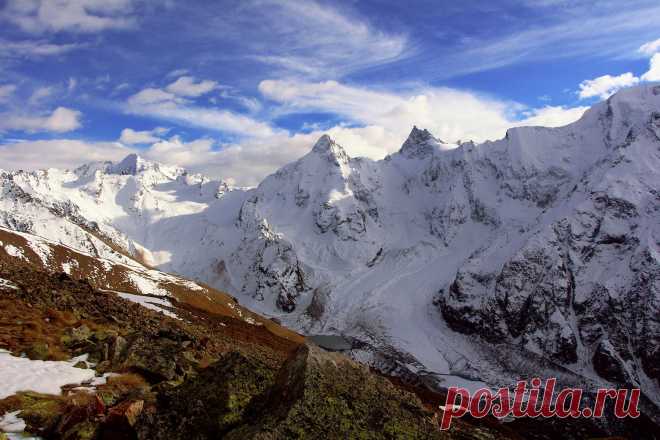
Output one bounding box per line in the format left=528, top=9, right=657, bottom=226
left=102, top=374, right=148, bottom=393
left=1, top=228, right=304, bottom=348
left=0, top=298, right=71, bottom=360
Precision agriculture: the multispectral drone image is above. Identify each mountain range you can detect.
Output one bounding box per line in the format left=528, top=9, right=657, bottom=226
left=1, top=84, right=659, bottom=419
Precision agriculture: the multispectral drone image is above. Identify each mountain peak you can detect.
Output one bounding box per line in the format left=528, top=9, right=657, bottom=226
left=310, top=135, right=350, bottom=165
left=110, top=153, right=149, bottom=175
left=399, top=126, right=442, bottom=158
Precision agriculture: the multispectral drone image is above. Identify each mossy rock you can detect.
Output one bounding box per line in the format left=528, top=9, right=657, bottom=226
left=225, top=343, right=443, bottom=440
left=70, top=325, right=92, bottom=342
left=118, top=335, right=187, bottom=383
left=26, top=342, right=50, bottom=360
left=62, top=420, right=98, bottom=440
left=136, top=351, right=275, bottom=439
left=15, top=392, right=65, bottom=435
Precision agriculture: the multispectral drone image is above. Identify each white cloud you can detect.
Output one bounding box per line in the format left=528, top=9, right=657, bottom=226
left=1, top=78, right=590, bottom=187
left=67, top=77, right=78, bottom=93
left=176, top=97, right=588, bottom=186
left=578, top=73, right=640, bottom=100
left=165, top=76, right=218, bottom=97
left=2, top=0, right=136, bottom=33
left=0, top=84, right=590, bottom=186
left=0, top=139, right=131, bottom=171
left=126, top=87, right=277, bottom=138
left=0, top=84, right=17, bottom=102
left=0, top=39, right=82, bottom=57
left=142, top=136, right=216, bottom=169
left=149, top=106, right=278, bottom=138
left=28, top=86, right=54, bottom=105
left=166, top=68, right=189, bottom=78
left=639, top=38, right=660, bottom=56
left=113, top=83, right=131, bottom=94
left=578, top=38, right=660, bottom=99
left=515, top=105, right=589, bottom=127
left=0, top=107, right=82, bottom=133
left=143, top=132, right=322, bottom=186
left=641, top=53, right=660, bottom=81
left=119, top=127, right=168, bottom=145
left=259, top=79, right=587, bottom=152
left=126, top=88, right=183, bottom=107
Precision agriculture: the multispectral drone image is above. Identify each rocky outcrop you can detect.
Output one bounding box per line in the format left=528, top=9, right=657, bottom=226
left=434, top=88, right=660, bottom=399
left=225, top=343, right=443, bottom=439
left=137, top=352, right=275, bottom=439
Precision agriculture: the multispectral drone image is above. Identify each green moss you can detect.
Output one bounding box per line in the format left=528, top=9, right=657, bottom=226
left=382, top=419, right=424, bottom=439
left=138, top=351, right=276, bottom=439
left=62, top=421, right=98, bottom=440
left=97, top=391, right=118, bottom=407
left=92, top=328, right=118, bottom=342
left=26, top=342, right=50, bottom=360
left=15, top=393, right=64, bottom=434
left=223, top=344, right=444, bottom=440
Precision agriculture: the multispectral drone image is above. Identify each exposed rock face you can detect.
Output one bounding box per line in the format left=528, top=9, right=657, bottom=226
left=429, top=87, right=660, bottom=404
left=225, top=343, right=443, bottom=439
left=137, top=352, right=276, bottom=439
left=399, top=126, right=444, bottom=159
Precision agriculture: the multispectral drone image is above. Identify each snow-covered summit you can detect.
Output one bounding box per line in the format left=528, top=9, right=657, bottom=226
left=399, top=126, right=444, bottom=158
left=308, top=134, right=351, bottom=166
left=107, top=153, right=188, bottom=183
left=110, top=153, right=150, bottom=175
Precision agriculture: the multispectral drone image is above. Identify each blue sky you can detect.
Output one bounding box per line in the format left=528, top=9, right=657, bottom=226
left=0, top=0, right=659, bottom=185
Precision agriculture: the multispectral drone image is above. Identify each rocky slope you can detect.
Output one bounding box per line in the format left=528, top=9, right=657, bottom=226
left=1, top=85, right=659, bottom=427
left=0, top=233, right=537, bottom=439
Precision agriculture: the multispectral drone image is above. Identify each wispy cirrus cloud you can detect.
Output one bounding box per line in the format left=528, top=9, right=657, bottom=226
left=125, top=80, right=278, bottom=139
left=403, top=1, right=660, bottom=80
left=0, top=84, right=17, bottom=102
left=192, top=0, right=408, bottom=79
left=0, top=39, right=83, bottom=58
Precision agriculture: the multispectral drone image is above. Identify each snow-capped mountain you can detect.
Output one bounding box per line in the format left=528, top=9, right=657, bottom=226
left=1, top=85, right=659, bottom=409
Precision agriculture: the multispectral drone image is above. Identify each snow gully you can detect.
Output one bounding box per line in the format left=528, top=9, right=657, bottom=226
left=439, top=378, right=641, bottom=430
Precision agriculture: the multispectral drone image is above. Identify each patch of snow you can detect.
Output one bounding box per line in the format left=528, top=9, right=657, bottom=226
left=0, top=411, right=25, bottom=433
left=71, top=372, right=120, bottom=392
left=116, top=292, right=180, bottom=320
left=23, top=235, right=52, bottom=266
left=0, top=278, right=18, bottom=290
left=126, top=273, right=169, bottom=297
left=3, top=244, right=26, bottom=261
left=60, top=259, right=78, bottom=275
left=0, top=350, right=97, bottom=399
